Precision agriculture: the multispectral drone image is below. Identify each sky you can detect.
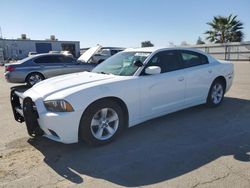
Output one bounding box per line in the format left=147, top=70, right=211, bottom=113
left=0, top=0, right=249, bottom=48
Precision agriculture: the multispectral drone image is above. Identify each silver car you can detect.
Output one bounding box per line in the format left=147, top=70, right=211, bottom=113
left=4, top=47, right=100, bottom=86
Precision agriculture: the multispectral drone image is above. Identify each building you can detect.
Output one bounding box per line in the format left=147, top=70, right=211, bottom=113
left=0, top=48, right=4, bottom=65
left=0, top=34, right=80, bottom=60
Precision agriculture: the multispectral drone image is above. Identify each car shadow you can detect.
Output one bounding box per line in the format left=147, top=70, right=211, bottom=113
left=28, top=97, right=250, bottom=186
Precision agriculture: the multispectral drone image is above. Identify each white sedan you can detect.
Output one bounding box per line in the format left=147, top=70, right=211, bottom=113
left=11, top=47, right=234, bottom=145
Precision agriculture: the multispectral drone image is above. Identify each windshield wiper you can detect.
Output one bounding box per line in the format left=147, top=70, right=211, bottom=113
left=95, top=71, right=113, bottom=75
left=100, top=72, right=107, bottom=74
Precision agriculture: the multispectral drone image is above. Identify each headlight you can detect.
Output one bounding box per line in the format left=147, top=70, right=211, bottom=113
left=44, top=100, right=74, bottom=112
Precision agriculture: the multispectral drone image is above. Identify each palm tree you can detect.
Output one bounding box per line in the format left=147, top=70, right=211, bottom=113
left=205, top=14, right=244, bottom=43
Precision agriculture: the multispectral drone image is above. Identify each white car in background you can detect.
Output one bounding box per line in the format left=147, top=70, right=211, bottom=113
left=91, top=47, right=125, bottom=63
left=11, top=47, right=234, bottom=145
left=80, top=46, right=125, bottom=64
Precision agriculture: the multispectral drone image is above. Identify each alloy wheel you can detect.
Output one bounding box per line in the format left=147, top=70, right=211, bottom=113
left=29, top=74, right=43, bottom=86
left=90, top=108, right=119, bottom=140
left=211, top=83, right=224, bottom=104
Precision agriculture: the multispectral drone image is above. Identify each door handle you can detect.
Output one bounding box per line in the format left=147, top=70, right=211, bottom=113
left=178, top=77, right=184, bottom=81
left=208, top=70, right=212, bottom=73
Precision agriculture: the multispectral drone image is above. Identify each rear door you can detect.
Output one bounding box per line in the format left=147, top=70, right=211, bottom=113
left=179, top=50, right=214, bottom=105
left=33, top=55, right=65, bottom=77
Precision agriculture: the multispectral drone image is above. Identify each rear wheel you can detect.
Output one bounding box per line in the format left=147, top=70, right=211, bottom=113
left=26, top=73, right=45, bottom=87
left=206, top=80, right=225, bottom=107
left=79, top=99, right=125, bottom=145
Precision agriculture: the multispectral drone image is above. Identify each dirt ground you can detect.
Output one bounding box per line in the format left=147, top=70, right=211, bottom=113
left=0, top=62, right=250, bottom=188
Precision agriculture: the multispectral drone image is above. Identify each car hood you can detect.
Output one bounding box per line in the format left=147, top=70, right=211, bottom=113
left=77, top=46, right=102, bottom=63
left=29, top=71, right=116, bottom=98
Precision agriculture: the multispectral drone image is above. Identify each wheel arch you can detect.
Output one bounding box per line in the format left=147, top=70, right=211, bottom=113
left=207, top=75, right=227, bottom=100
left=212, top=76, right=227, bottom=90
left=206, top=75, right=227, bottom=107
left=78, top=96, right=129, bottom=140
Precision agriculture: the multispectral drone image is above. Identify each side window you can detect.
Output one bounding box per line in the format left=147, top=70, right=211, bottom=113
left=34, top=56, right=54, bottom=64
left=144, top=50, right=182, bottom=74
left=34, top=56, right=62, bottom=64
left=59, top=56, right=74, bottom=63
left=180, top=51, right=209, bottom=68
left=50, top=56, right=62, bottom=63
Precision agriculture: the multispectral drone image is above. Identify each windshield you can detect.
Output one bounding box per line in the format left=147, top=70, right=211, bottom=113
left=92, top=51, right=151, bottom=76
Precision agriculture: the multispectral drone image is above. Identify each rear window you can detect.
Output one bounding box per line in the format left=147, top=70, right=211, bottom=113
left=180, top=50, right=209, bottom=68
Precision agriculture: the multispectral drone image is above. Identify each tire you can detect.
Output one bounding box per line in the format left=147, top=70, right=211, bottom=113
left=206, top=79, right=225, bottom=107
left=26, top=73, right=45, bottom=87
left=79, top=99, right=125, bottom=145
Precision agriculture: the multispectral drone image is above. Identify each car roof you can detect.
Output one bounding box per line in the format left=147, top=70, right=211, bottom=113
left=101, top=47, right=125, bottom=50
left=124, top=47, right=207, bottom=55
left=30, top=53, right=66, bottom=58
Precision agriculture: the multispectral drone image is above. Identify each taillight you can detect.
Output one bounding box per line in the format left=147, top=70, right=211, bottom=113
left=5, top=66, right=15, bottom=72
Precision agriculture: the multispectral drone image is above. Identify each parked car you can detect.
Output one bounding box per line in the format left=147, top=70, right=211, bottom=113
left=79, top=46, right=124, bottom=63
left=90, top=47, right=125, bottom=63
left=10, top=47, right=234, bottom=145
left=4, top=46, right=101, bottom=86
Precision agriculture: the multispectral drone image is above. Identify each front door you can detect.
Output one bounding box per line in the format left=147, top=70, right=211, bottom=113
left=139, top=50, right=186, bottom=118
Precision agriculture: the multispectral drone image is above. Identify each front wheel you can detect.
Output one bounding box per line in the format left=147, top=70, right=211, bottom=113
left=79, top=100, right=125, bottom=145
left=206, top=80, right=225, bottom=107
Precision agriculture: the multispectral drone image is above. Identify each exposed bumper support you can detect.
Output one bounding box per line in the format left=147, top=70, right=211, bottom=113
left=10, top=88, right=44, bottom=137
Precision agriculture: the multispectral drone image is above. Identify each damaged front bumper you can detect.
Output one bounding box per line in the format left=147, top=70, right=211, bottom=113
left=10, top=88, right=44, bottom=137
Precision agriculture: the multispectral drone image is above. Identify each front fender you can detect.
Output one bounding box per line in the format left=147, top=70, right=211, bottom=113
left=64, top=79, right=141, bottom=127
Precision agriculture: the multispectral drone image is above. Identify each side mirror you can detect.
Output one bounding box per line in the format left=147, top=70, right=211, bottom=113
left=133, top=60, right=143, bottom=67
left=145, top=66, right=161, bottom=75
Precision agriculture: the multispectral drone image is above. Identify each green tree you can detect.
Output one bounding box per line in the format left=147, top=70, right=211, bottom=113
left=141, top=41, right=154, bottom=47
left=196, top=37, right=205, bottom=45
left=205, top=14, right=244, bottom=43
